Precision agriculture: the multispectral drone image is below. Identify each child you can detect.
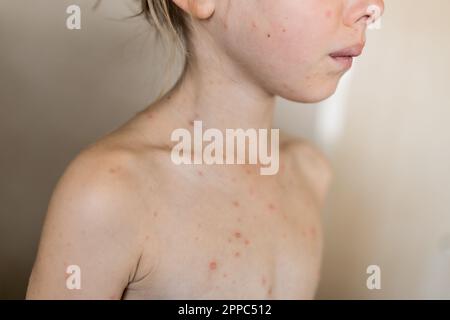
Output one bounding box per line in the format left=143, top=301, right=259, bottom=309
left=27, top=0, right=384, bottom=299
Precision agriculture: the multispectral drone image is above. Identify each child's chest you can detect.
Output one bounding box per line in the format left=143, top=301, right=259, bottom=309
left=126, top=174, right=323, bottom=300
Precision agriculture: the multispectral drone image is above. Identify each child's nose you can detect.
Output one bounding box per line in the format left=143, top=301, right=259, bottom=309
left=344, top=0, right=385, bottom=27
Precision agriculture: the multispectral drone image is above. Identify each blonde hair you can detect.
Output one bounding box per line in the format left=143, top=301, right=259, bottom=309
left=141, top=0, right=189, bottom=55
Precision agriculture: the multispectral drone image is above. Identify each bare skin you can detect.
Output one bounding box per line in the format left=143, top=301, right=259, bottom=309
left=26, top=0, right=383, bottom=299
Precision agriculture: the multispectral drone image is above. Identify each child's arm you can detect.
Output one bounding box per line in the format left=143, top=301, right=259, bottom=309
left=26, top=149, right=147, bottom=299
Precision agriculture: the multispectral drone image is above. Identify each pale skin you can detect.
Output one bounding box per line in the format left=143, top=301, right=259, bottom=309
left=26, top=0, right=384, bottom=299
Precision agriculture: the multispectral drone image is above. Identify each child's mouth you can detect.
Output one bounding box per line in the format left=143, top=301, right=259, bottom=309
left=329, top=44, right=365, bottom=69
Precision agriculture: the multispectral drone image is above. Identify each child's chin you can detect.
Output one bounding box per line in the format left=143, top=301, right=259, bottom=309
left=281, top=83, right=339, bottom=104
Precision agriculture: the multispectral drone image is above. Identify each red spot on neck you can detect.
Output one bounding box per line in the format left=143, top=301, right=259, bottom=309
left=209, top=261, right=217, bottom=270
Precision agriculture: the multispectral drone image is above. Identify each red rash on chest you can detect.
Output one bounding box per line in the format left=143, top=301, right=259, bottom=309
left=209, top=261, right=217, bottom=271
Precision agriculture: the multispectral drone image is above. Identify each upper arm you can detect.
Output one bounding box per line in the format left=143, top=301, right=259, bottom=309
left=26, top=150, right=147, bottom=299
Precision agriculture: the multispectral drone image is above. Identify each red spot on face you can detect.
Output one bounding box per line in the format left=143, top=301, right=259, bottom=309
left=209, top=261, right=217, bottom=270
left=234, top=232, right=242, bottom=238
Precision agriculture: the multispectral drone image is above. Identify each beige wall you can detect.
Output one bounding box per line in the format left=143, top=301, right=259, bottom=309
left=1, top=0, right=449, bottom=299
left=317, top=0, right=450, bottom=299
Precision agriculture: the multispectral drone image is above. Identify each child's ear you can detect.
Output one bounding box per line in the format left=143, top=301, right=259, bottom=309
left=172, top=0, right=215, bottom=20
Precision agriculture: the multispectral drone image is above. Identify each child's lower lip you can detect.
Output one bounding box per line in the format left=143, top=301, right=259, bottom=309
left=330, top=56, right=354, bottom=69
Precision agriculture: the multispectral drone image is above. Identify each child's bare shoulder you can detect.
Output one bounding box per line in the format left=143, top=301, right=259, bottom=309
left=280, top=132, right=333, bottom=204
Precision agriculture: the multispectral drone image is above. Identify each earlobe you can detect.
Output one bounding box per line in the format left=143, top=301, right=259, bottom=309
left=172, top=0, right=215, bottom=20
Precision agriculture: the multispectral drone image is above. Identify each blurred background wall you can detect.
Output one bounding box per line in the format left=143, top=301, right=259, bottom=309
left=0, top=0, right=449, bottom=299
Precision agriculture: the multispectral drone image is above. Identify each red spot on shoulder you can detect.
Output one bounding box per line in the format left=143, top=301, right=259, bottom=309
left=209, top=261, right=217, bottom=270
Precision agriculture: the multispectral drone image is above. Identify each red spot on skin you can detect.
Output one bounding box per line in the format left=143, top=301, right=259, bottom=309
left=147, top=114, right=153, bottom=119
left=223, top=273, right=228, bottom=278
left=262, top=276, right=267, bottom=286
left=232, top=201, right=240, bottom=208
left=108, top=167, right=117, bottom=174
left=234, top=252, right=241, bottom=258
left=197, top=170, right=203, bottom=176
left=325, top=10, right=332, bottom=19
left=145, top=235, right=150, bottom=240
left=209, top=261, right=217, bottom=270
left=234, top=232, right=242, bottom=239
left=267, top=33, right=271, bottom=38
left=244, top=239, right=250, bottom=245
left=282, top=28, right=286, bottom=33
left=153, top=211, right=158, bottom=217
left=268, top=287, right=273, bottom=296
left=251, top=21, right=257, bottom=29
left=268, top=203, right=276, bottom=212
left=310, top=227, right=317, bottom=238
